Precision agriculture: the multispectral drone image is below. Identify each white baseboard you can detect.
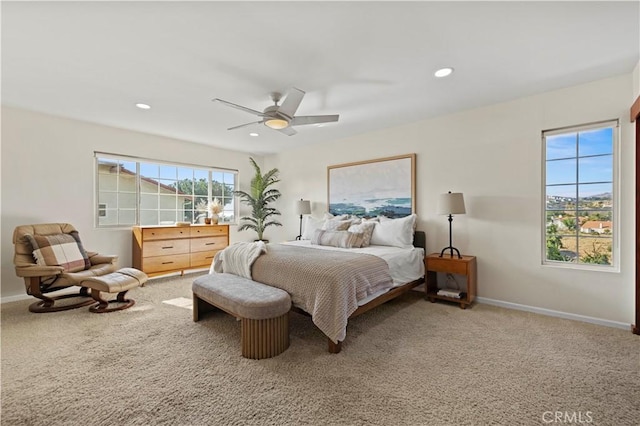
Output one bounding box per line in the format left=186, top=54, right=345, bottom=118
left=476, top=296, right=631, bottom=330
left=1, top=293, right=32, bottom=304
left=1, top=287, right=79, bottom=305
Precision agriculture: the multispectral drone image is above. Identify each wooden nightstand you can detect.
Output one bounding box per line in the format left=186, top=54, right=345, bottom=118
left=425, top=253, right=477, bottom=309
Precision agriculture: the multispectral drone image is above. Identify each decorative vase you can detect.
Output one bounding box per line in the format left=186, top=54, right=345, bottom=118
left=211, top=214, right=219, bottom=225
left=204, top=217, right=212, bottom=225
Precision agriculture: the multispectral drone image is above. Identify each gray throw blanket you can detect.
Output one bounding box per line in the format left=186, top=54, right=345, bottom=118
left=250, top=244, right=393, bottom=343
left=210, top=241, right=267, bottom=279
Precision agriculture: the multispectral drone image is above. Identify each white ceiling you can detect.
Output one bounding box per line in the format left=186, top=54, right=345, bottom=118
left=2, top=1, right=639, bottom=155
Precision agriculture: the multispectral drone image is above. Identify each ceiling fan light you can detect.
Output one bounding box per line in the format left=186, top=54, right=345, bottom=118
left=264, top=118, right=289, bottom=129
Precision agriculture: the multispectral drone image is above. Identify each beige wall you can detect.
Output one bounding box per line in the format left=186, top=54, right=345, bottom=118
left=1, top=107, right=260, bottom=299
left=265, top=73, right=635, bottom=326
left=633, top=60, right=640, bottom=99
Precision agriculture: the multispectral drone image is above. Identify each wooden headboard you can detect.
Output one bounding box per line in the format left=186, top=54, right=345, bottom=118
left=413, top=231, right=426, bottom=250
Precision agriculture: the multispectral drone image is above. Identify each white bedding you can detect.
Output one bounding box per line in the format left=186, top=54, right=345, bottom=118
left=282, top=240, right=425, bottom=305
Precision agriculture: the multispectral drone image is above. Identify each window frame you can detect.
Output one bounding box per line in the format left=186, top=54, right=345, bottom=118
left=94, top=152, right=238, bottom=228
left=541, top=119, right=620, bottom=271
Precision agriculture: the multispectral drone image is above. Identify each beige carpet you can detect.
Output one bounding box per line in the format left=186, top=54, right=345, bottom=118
left=1, top=272, right=638, bottom=426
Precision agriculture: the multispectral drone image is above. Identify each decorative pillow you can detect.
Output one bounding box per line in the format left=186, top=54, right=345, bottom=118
left=347, top=222, right=376, bottom=247
left=323, top=212, right=350, bottom=221
left=348, top=216, right=362, bottom=225
left=26, top=232, right=91, bottom=272
left=369, top=214, right=417, bottom=248
left=362, top=217, right=380, bottom=223
left=311, top=230, right=363, bottom=248
left=322, top=219, right=352, bottom=232
left=301, top=216, right=325, bottom=240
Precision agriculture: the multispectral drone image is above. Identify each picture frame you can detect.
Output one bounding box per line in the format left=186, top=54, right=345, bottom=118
left=327, top=153, right=416, bottom=218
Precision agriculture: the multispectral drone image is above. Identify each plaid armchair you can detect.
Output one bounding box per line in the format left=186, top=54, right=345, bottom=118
left=13, top=223, right=118, bottom=313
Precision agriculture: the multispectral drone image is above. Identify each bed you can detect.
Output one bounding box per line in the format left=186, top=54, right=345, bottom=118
left=215, top=221, right=426, bottom=353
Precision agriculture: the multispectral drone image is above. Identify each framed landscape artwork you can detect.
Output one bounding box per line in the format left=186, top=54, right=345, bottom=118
left=328, top=154, right=416, bottom=218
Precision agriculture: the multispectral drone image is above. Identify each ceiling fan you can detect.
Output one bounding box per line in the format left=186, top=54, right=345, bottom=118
left=212, top=88, right=339, bottom=136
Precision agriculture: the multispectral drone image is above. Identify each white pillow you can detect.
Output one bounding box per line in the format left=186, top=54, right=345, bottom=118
left=379, top=214, right=416, bottom=230
left=301, top=216, right=325, bottom=240
left=369, top=214, right=417, bottom=248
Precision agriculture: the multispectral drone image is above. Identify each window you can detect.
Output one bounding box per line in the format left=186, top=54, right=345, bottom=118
left=96, top=153, right=237, bottom=227
left=542, top=120, right=618, bottom=268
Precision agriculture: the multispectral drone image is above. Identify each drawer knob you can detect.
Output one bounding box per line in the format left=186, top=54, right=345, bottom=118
left=162, top=261, right=173, bottom=265
left=162, top=246, right=173, bottom=249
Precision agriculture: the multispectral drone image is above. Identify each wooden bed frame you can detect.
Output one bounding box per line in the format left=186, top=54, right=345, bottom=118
left=293, top=230, right=426, bottom=354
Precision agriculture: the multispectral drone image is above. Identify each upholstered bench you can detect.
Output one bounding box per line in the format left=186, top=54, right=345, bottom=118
left=81, top=267, right=148, bottom=313
left=192, top=273, right=291, bottom=359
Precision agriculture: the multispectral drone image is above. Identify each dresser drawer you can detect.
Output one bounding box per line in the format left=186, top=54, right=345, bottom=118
left=191, top=236, right=228, bottom=253
left=142, top=254, right=191, bottom=273
left=190, top=225, right=228, bottom=238
left=143, top=239, right=190, bottom=257
left=190, top=250, right=219, bottom=268
left=427, top=257, right=468, bottom=274
left=143, top=227, right=189, bottom=241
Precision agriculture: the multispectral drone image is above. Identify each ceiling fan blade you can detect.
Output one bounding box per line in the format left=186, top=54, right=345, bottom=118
left=227, top=120, right=263, bottom=131
left=276, top=126, right=297, bottom=136
left=213, top=98, right=265, bottom=117
left=291, top=114, right=339, bottom=126
left=277, top=88, right=305, bottom=119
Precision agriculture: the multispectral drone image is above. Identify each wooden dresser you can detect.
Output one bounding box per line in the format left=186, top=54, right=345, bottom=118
left=132, top=224, right=229, bottom=277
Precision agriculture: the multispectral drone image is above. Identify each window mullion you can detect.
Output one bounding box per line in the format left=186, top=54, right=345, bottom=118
left=575, top=132, right=580, bottom=264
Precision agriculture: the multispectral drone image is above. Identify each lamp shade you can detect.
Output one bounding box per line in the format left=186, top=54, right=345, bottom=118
left=437, top=192, right=466, bottom=215
left=295, top=199, right=311, bottom=215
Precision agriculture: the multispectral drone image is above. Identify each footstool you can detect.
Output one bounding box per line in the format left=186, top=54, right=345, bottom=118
left=81, top=267, right=148, bottom=313
left=192, top=273, right=291, bottom=359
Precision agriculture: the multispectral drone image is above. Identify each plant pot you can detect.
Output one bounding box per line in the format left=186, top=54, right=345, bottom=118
left=204, top=218, right=212, bottom=225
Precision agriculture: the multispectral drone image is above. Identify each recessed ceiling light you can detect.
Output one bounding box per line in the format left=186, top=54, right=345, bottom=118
left=249, top=132, right=259, bottom=137
left=434, top=67, right=454, bottom=78
left=135, top=103, right=151, bottom=110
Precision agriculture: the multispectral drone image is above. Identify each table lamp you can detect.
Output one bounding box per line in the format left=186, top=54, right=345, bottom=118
left=295, top=199, right=311, bottom=240
left=437, top=191, right=466, bottom=258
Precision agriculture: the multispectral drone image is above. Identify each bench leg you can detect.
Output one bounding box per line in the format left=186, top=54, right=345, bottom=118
left=241, top=313, right=289, bottom=359
left=193, top=294, right=218, bottom=322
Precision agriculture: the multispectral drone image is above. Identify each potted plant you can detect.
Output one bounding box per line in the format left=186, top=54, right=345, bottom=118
left=207, top=198, right=222, bottom=224
left=235, top=157, right=282, bottom=241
